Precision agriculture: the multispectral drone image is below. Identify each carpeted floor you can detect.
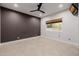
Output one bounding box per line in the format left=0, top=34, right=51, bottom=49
left=0, top=36, right=79, bottom=56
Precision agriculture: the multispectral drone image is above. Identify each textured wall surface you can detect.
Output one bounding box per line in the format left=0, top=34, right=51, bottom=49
left=1, top=7, right=40, bottom=43
left=41, top=10, right=79, bottom=44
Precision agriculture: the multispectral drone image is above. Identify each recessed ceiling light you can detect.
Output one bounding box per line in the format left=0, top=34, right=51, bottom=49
left=14, top=4, right=18, bottom=7
left=59, top=4, right=63, bottom=8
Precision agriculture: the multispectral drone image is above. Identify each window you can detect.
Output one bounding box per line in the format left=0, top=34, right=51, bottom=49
left=46, top=18, right=62, bottom=31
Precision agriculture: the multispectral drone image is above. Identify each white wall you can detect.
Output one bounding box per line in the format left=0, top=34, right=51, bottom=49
left=41, top=10, right=79, bottom=44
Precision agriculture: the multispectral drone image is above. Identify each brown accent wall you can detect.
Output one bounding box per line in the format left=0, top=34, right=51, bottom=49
left=1, top=7, right=40, bottom=43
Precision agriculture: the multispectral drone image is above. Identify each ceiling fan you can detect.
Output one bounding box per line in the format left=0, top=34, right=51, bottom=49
left=30, top=3, right=45, bottom=13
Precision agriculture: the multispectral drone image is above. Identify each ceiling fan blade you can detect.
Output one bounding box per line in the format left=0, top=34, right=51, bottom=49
left=37, top=3, right=42, bottom=10
left=39, top=10, right=45, bottom=13
left=30, top=10, right=37, bottom=12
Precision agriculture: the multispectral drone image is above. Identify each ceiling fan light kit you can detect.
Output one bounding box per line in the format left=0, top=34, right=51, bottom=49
left=30, top=3, right=45, bottom=13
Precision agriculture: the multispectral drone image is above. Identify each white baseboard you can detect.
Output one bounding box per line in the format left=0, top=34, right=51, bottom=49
left=0, top=36, right=40, bottom=45
left=0, top=35, right=79, bottom=48
left=41, top=35, right=79, bottom=48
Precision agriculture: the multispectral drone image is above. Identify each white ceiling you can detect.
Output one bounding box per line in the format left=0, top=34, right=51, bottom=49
left=0, top=3, right=71, bottom=18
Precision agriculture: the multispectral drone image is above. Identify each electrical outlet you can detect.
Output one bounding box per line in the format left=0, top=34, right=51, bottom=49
left=68, top=38, right=71, bottom=40
left=17, top=37, right=20, bottom=39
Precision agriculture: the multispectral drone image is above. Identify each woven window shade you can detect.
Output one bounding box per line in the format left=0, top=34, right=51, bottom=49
left=46, top=18, right=62, bottom=24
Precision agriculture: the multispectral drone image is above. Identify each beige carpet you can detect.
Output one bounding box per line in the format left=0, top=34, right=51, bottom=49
left=0, top=36, right=79, bottom=56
